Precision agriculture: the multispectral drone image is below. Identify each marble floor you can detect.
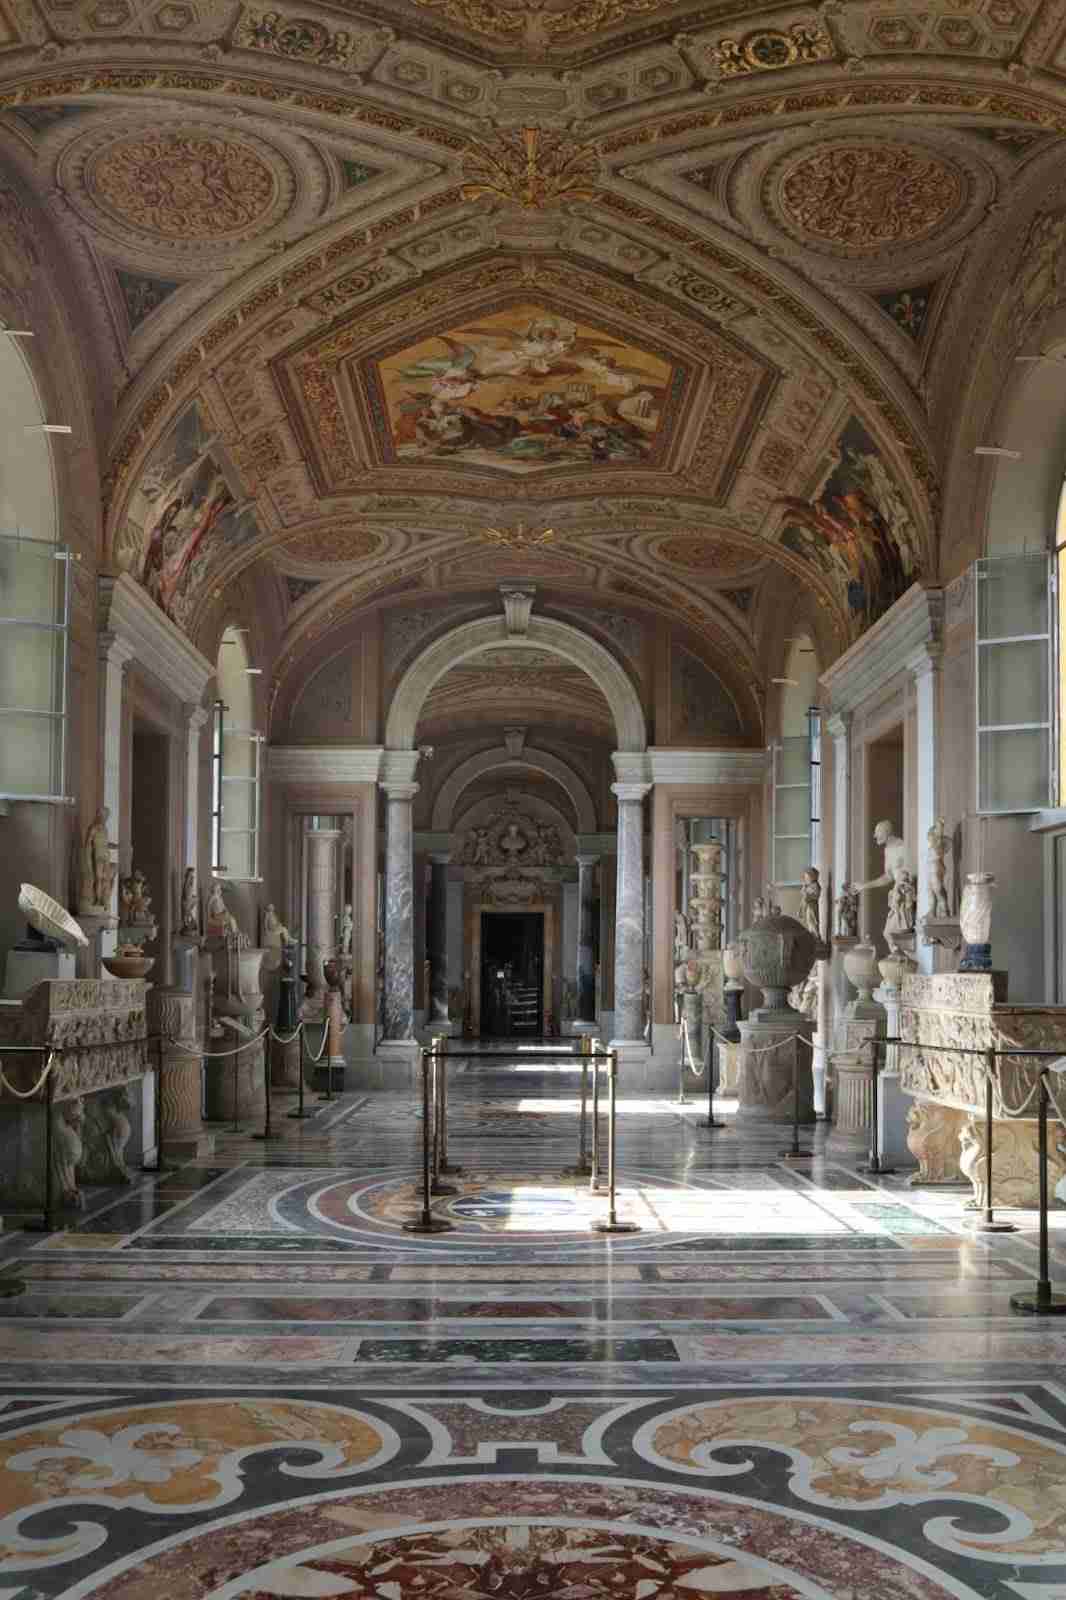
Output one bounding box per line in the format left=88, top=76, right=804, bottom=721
left=2, top=1047, right=1066, bottom=1598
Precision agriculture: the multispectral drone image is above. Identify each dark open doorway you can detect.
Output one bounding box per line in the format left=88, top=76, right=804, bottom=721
left=480, top=912, right=544, bottom=1036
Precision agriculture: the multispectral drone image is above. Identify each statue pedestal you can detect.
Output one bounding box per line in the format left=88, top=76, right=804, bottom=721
left=148, top=987, right=214, bottom=1160
left=735, top=1018, right=815, bottom=1126
left=3, top=949, right=74, bottom=1000
left=826, top=1050, right=874, bottom=1158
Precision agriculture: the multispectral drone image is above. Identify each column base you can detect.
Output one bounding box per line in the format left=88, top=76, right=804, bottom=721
left=608, top=1039, right=651, bottom=1072
left=565, top=1021, right=600, bottom=1037
left=162, top=1131, right=216, bottom=1161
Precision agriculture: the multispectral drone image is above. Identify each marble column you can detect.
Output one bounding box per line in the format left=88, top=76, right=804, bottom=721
left=575, top=853, right=599, bottom=1027
left=909, top=644, right=942, bottom=976
left=428, top=851, right=452, bottom=1030
left=612, top=781, right=652, bottom=1052
left=97, top=633, right=134, bottom=968
left=382, top=782, right=417, bottom=1040
left=303, top=827, right=341, bottom=1016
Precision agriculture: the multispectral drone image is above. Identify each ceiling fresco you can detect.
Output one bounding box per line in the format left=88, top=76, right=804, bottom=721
left=3, top=0, right=1066, bottom=690
left=373, top=304, right=677, bottom=475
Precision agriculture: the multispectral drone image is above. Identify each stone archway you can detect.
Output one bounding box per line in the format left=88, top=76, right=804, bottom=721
left=384, top=614, right=647, bottom=754
left=431, top=745, right=597, bottom=834
left=378, top=607, right=650, bottom=1065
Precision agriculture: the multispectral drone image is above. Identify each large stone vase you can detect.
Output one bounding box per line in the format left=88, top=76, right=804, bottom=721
left=736, top=911, right=817, bottom=1022
left=959, top=873, right=994, bottom=973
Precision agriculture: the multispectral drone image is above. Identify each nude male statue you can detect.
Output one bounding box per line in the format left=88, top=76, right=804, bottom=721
left=856, top=819, right=915, bottom=951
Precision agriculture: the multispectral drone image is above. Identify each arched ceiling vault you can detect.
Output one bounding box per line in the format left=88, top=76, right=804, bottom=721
left=5, top=2, right=1066, bottom=664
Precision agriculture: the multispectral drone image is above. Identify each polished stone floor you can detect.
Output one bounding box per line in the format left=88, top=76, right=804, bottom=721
left=2, top=1045, right=1066, bottom=1598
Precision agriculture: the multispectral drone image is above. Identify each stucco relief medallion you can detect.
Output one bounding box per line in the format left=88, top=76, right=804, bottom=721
left=653, top=533, right=758, bottom=574
left=764, top=140, right=971, bottom=259
left=58, top=120, right=300, bottom=253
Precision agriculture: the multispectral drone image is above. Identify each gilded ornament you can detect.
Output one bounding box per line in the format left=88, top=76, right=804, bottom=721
left=405, top=0, right=681, bottom=47
left=709, top=22, right=833, bottom=79
left=656, top=535, right=754, bottom=573
left=478, top=522, right=557, bottom=550
left=461, top=126, right=599, bottom=210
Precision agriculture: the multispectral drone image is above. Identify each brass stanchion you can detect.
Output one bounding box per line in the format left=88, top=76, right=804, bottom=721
left=403, top=1047, right=453, bottom=1234
left=435, top=1035, right=461, bottom=1176
left=967, top=1051, right=1016, bottom=1233
left=706, top=1028, right=725, bottom=1130
left=589, top=1041, right=604, bottom=1193
left=593, top=1050, right=640, bottom=1234
left=288, top=1026, right=310, bottom=1120
left=25, top=1060, right=56, bottom=1235
left=779, top=1040, right=812, bottom=1160
left=1011, top=1070, right=1066, bottom=1315
left=564, top=1034, right=592, bottom=1176
left=430, top=1041, right=457, bottom=1196
left=857, top=1037, right=895, bottom=1176
left=253, top=1029, right=282, bottom=1142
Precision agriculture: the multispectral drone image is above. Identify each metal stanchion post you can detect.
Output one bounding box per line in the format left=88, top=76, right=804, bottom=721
left=706, top=1028, right=724, bottom=1130
left=779, top=1041, right=812, bottom=1160
left=678, top=1017, right=689, bottom=1106
left=564, top=1034, right=592, bottom=1177
left=593, top=1050, right=640, bottom=1234
left=589, top=1043, right=603, bottom=1192
left=403, top=1047, right=453, bottom=1234
left=436, top=1035, right=461, bottom=1176
left=231, top=1047, right=241, bottom=1134
left=26, top=1061, right=56, bottom=1235
left=858, top=1037, right=895, bottom=1176
left=430, top=1041, right=456, bottom=1196
left=288, top=1026, right=310, bottom=1121
left=968, top=1052, right=1016, bottom=1231
left=253, top=1030, right=282, bottom=1142
left=1011, top=1070, right=1066, bottom=1314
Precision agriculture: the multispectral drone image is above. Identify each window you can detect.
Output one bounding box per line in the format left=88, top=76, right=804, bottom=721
left=772, top=736, right=813, bottom=886
left=975, top=554, right=1052, bottom=813
left=211, top=626, right=263, bottom=881
left=0, top=533, right=71, bottom=802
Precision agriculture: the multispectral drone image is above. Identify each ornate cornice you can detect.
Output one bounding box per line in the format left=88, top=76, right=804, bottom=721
left=647, top=747, right=768, bottom=784
left=97, top=573, right=214, bottom=704
left=268, top=745, right=385, bottom=783
left=820, top=583, right=944, bottom=717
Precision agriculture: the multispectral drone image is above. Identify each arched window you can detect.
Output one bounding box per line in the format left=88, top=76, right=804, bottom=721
left=211, top=625, right=263, bottom=881
left=0, top=329, right=71, bottom=803
left=771, top=634, right=820, bottom=887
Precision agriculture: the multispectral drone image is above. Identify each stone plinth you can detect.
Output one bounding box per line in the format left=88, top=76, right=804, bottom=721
left=0, top=978, right=149, bottom=1209
left=148, top=987, right=213, bottom=1160
left=899, top=971, right=1066, bottom=1209
left=735, top=1019, right=815, bottom=1126
left=718, top=1040, right=741, bottom=1095
left=826, top=1049, right=874, bottom=1158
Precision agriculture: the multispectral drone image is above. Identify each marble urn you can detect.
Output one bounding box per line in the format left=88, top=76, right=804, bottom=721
left=959, top=872, right=994, bottom=973
left=736, top=910, right=817, bottom=1022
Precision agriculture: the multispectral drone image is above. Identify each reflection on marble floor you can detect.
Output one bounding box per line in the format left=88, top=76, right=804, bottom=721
left=2, top=1054, right=1066, bottom=1597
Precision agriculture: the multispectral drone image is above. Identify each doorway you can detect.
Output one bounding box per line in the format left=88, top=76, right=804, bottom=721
left=480, top=912, right=544, bottom=1036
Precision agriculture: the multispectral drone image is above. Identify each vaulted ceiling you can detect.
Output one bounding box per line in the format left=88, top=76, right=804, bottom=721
left=0, top=0, right=1062, bottom=710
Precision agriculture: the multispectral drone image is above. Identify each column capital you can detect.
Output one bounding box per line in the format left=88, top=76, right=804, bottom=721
left=382, top=781, right=419, bottom=803
left=183, top=701, right=210, bottom=733
left=575, top=851, right=600, bottom=869
left=98, top=630, right=136, bottom=671
left=612, top=781, right=652, bottom=803
left=825, top=710, right=851, bottom=741
left=428, top=851, right=452, bottom=867
left=907, top=642, right=942, bottom=681
left=305, top=825, right=344, bottom=842
left=381, top=748, right=421, bottom=787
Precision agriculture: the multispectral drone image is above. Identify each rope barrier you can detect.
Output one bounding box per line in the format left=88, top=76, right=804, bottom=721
left=0, top=1051, right=56, bottom=1100
left=708, top=1025, right=810, bottom=1054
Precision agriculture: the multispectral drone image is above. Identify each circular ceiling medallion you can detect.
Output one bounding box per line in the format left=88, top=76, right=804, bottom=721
left=772, top=142, right=966, bottom=254
left=281, top=527, right=382, bottom=565
left=655, top=535, right=754, bottom=574
left=88, top=130, right=277, bottom=241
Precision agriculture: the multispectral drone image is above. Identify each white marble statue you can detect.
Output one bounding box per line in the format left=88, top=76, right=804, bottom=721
left=263, top=903, right=294, bottom=952
left=926, top=817, right=951, bottom=919
left=856, top=821, right=915, bottom=950
left=207, top=881, right=243, bottom=943
left=180, top=866, right=199, bottom=936
left=341, top=903, right=353, bottom=955
left=673, top=910, right=690, bottom=961
left=78, top=807, right=116, bottom=914
left=836, top=882, right=859, bottom=938
left=800, top=867, right=822, bottom=940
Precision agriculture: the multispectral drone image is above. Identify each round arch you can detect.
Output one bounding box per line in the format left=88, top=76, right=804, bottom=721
left=431, top=746, right=597, bottom=833
left=385, top=616, right=647, bottom=753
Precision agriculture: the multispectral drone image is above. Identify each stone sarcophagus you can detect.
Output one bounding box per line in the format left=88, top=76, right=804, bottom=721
left=0, top=978, right=148, bottom=1210
left=899, top=973, right=1066, bottom=1208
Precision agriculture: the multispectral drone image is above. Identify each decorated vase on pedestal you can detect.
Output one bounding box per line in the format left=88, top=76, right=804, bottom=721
left=959, top=872, right=994, bottom=972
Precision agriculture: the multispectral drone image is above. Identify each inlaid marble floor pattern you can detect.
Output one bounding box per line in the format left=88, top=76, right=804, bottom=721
left=2, top=1048, right=1066, bottom=1598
